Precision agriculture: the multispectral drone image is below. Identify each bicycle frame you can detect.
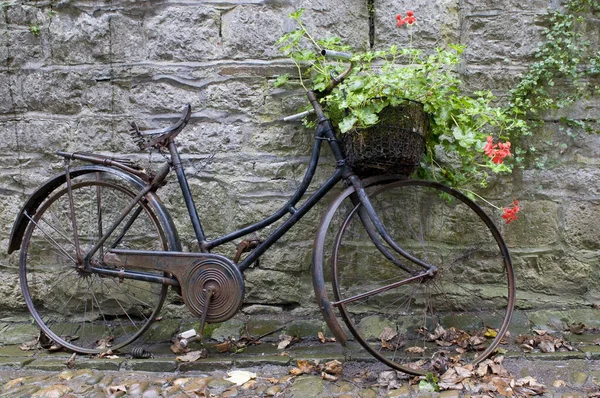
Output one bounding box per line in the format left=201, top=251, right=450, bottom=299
left=91, top=110, right=347, bottom=277
left=68, top=95, right=432, bottom=289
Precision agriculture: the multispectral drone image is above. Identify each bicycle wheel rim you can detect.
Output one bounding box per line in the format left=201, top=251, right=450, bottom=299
left=330, top=179, right=515, bottom=374
left=19, top=174, right=169, bottom=354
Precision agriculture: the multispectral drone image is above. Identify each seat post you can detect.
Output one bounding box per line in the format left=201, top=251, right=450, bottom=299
left=168, top=138, right=207, bottom=249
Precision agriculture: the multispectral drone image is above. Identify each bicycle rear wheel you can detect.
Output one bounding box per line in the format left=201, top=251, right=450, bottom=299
left=328, top=179, right=515, bottom=374
left=19, top=172, right=170, bottom=354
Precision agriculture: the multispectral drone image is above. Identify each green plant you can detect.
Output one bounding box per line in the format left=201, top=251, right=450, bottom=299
left=508, top=0, right=599, bottom=168
left=29, top=24, right=40, bottom=36
left=276, top=9, right=527, bottom=221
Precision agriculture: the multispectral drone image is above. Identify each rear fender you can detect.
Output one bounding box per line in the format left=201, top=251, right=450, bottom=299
left=7, top=165, right=181, bottom=254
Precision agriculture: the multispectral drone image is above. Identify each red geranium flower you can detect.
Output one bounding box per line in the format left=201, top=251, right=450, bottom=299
left=396, top=11, right=416, bottom=27
left=483, top=137, right=511, bottom=164
left=501, top=200, right=520, bottom=224
left=483, top=136, right=495, bottom=156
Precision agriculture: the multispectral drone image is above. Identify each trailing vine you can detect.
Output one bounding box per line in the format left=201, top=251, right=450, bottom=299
left=508, top=0, right=600, bottom=150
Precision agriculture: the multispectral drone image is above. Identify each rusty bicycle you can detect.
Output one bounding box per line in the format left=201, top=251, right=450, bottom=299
left=8, top=51, right=515, bottom=376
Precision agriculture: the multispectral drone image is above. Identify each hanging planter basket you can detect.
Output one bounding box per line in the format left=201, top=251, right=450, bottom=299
left=341, top=101, right=429, bottom=177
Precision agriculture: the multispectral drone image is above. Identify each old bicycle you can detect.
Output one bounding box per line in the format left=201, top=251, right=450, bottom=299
left=8, top=51, right=515, bottom=376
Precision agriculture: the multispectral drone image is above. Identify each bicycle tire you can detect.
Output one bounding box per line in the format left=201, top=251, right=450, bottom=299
left=325, top=179, right=515, bottom=374
left=19, top=171, right=170, bottom=354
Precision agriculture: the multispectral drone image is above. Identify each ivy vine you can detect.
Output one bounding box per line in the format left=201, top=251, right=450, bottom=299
left=508, top=0, right=599, bottom=143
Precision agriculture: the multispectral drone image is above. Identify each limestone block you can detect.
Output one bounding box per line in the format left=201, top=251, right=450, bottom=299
left=521, top=166, right=600, bottom=201
left=244, top=267, right=312, bottom=304
left=284, top=0, right=370, bottom=51
left=205, top=79, right=269, bottom=115
left=0, top=73, right=21, bottom=113
left=513, top=251, right=593, bottom=299
left=500, top=199, right=560, bottom=248
left=460, top=0, right=556, bottom=13
left=146, top=5, right=223, bottom=62
left=49, top=11, right=111, bottom=65
left=563, top=200, right=600, bottom=250
left=462, top=11, right=545, bottom=65
left=4, top=28, right=44, bottom=68
left=20, top=70, right=89, bottom=114
left=108, top=13, right=146, bottom=63
left=13, top=118, right=75, bottom=154
left=220, top=5, right=291, bottom=60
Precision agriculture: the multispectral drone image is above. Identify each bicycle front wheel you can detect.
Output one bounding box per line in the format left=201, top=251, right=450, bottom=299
left=329, top=179, right=515, bottom=374
left=20, top=172, right=170, bottom=354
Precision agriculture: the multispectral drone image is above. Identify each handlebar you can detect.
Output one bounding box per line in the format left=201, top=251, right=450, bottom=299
left=283, top=49, right=355, bottom=122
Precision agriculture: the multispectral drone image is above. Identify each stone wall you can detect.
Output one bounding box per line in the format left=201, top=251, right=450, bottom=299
left=1, top=0, right=599, bottom=329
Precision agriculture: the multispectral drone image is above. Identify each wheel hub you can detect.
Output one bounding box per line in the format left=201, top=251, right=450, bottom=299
left=181, top=257, right=245, bottom=323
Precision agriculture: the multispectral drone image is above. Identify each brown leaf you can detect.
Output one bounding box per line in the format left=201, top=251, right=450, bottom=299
left=216, top=341, right=233, bottom=353
left=95, top=336, right=114, bottom=350
left=569, top=322, right=586, bottom=335
left=538, top=340, right=555, bottom=353
left=65, top=353, right=76, bottom=369
left=318, top=331, right=326, bottom=343
left=379, top=327, right=398, bottom=342
left=176, top=349, right=208, bottom=362
left=520, top=344, right=534, bottom=352
left=533, top=329, right=548, bottom=336
left=514, top=376, right=547, bottom=395
left=323, top=360, right=343, bottom=376
left=106, top=385, right=127, bottom=394
left=406, top=346, right=425, bottom=354
left=19, top=339, right=39, bottom=351
left=321, top=372, right=338, bottom=382
left=476, top=361, right=490, bottom=377
left=289, top=359, right=317, bottom=376
left=427, top=325, right=447, bottom=341
left=490, top=376, right=514, bottom=397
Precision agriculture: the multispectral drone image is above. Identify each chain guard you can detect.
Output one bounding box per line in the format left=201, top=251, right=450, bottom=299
left=181, top=257, right=245, bottom=323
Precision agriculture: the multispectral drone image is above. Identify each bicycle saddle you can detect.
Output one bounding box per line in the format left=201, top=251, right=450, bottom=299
left=130, top=104, right=192, bottom=150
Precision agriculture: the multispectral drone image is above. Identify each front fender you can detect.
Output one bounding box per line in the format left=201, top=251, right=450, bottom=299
left=7, top=165, right=181, bottom=254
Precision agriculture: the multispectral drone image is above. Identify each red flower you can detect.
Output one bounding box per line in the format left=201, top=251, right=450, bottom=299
left=404, top=10, right=416, bottom=25
left=501, top=200, right=520, bottom=224
left=483, top=137, right=511, bottom=164
left=396, top=11, right=416, bottom=27
left=483, top=136, right=495, bottom=156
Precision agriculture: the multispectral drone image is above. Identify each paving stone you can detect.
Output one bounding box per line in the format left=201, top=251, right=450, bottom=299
left=569, top=372, right=588, bottom=387
left=123, top=359, right=178, bottom=372
left=234, top=354, right=291, bottom=367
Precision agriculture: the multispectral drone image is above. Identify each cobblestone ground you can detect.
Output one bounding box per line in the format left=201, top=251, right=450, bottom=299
left=2, top=338, right=600, bottom=397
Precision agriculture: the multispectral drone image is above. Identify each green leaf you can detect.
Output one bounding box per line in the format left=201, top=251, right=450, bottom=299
left=273, top=73, right=290, bottom=87
left=338, top=116, right=358, bottom=133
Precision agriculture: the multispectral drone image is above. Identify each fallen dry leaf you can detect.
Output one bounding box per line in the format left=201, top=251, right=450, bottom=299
left=321, top=372, right=338, bottom=382
left=106, top=385, right=127, bottom=394
left=289, top=359, right=318, bottom=376
left=65, top=353, right=76, bottom=369
left=176, top=350, right=208, bottom=363
left=323, top=360, right=343, bottom=376
left=224, top=370, right=257, bottom=386
left=19, top=338, right=39, bottom=351
left=569, top=322, right=586, bottom=334
left=95, top=337, right=114, bottom=350
left=552, top=379, right=567, bottom=388
left=216, top=341, right=233, bottom=353
left=406, top=346, right=426, bottom=354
